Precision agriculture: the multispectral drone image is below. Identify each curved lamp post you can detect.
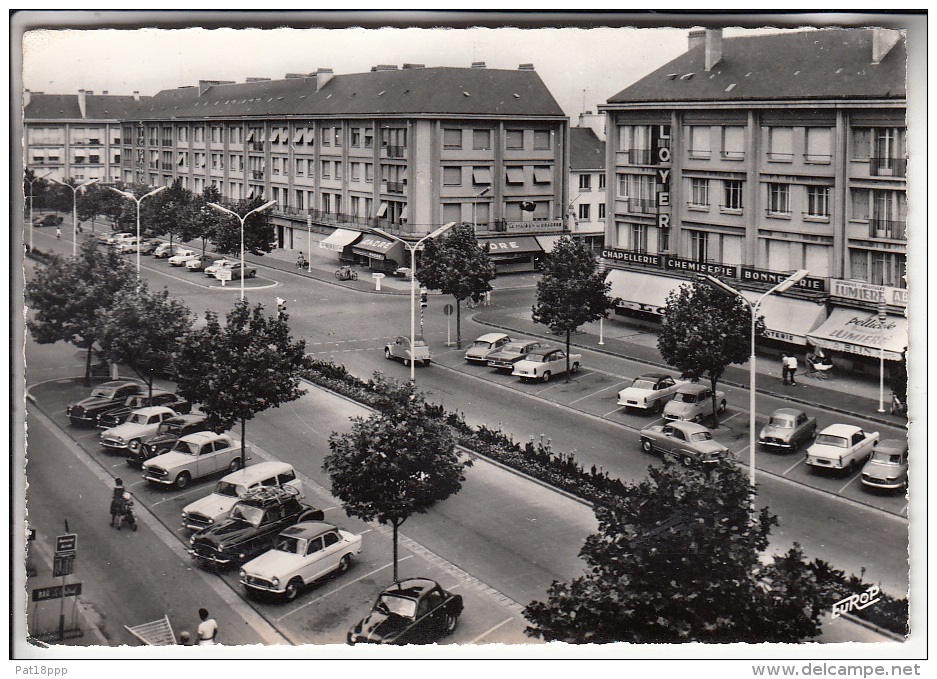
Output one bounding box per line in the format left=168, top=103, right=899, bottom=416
left=50, top=177, right=99, bottom=256
left=26, top=170, right=53, bottom=252
left=371, top=222, right=456, bottom=383
left=109, top=185, right=168, bottom=274
left=700, top=269, right=809, bottom=503
left=208, top=200, right=277, bottom=300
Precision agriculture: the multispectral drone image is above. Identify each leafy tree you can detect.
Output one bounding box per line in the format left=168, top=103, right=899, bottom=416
left=531, top=235, right=617, bottom=380
left=658, top=280, right=763, bottom=428
left=185, top=186, right=223, bottom=255
left=173, top=300, right=307, bottom=466
left=323, top=377, right=471, bottom=580
left=97, top=282, right=194, bottom=400
left=523, top=460, right=838, bottom=643
left=25, top=240, right=137, bottom=384
left=141, top=178, right=191, bottom=243
left=416, top=223, right=496, bottom=348
left=77, top=183, right=123, bottom=234
left=211, top=196, right=278, bottom=256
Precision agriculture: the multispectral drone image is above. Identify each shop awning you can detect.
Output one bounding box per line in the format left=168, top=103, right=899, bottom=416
left=319, top=228, right=361, bottom=252
left=484, top=236, right=542, bottom=257
left=607, top=270, right=684, bottom=316
left=741, top=292, right=827, bottom=346
left=535, top=235, right=563, bottom=253
left=806, top=308, right=908, bottom=360
left=352, top=234, right=405, bottom=264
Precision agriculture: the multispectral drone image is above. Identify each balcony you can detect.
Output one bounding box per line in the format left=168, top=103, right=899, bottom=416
left=384, top=145, right=407, bottom=158
left=251, top=170, right=265, bottom=180
left=870, top=218, right=906, bottom=240
left=720, top=150, right=745, bottom=161
left=250, top=142, right=264, bottom=152
left=627, top=198, right=656, bottom=214
left=627, top=149, right=652, bottom=165
left=870, top=157, right=907, bottom=178
left=386, top=181, right=406, bottom=194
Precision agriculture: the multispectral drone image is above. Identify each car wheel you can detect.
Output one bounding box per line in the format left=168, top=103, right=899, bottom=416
left=653, top=400, right=663, bottom=415
left=405, top=358, right=411, bottom=367
left=444, top=612, right=458, bottom=635
left=541, top=371, right=551, bottom=383
left=641, top=439, right=653, bottom=454
left=683, top=455, right=694, bottom=467
left=284, top=578, right=302, bottom=601
left=423, top=359, right=431, bottom=366
left=570, top=362, right=580, bottom=374
left=127, top=438, right=141, bottom=452
left=718, top=400, right=727, bottom=414
left=249, top=270, right=256, bottom=278
left=337, top=554, right=352, bottom=574
left=384, top=348, right=392, bottom=360
left=175, top=472, right=191, bottom=490
left=229, top=457, right=242, bottom=472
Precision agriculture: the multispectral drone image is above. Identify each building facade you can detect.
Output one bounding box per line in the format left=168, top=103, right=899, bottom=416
left=120, top=64, right=570, bottom=272
left=599, top=28, right=908, bottom=372
left=568, top=126, right=606, bottom=251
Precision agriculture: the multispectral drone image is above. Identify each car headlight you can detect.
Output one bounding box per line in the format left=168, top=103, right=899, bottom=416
left=239, top=568, right=246, bottom=579
left=189, top=536, right=196, bottom=546
left=271, top=577, right=279, bottom=588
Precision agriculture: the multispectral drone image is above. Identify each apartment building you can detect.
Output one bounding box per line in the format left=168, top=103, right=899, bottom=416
left=568, top=126, right=606, bottom=251
left=24, top=89, right=142, bottom=183
left=599, top=28, right=908, bottom=372
left=121, top=63, right=569, bottom=273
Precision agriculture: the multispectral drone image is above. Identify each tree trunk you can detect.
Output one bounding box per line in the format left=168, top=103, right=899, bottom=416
left=565, top=329, right=571, bottom=382
left=241, top=417, right=247, bottom=468
left=84, top=345, right=94, bottom=387
left=455, top=298, right=462, bottom=349
left=147, top=375, right=154, bottom=401
left=710, top=375, right=720, bottom=429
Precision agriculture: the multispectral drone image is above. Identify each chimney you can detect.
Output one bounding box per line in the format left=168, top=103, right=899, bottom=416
left=315, top=67, right=334, bottom=90
left=402, top=63, right=425, bottom=69
left=872, top=28, right=901, bottom=64
left=246, top=77, right=271, bottom=83
left=688, top=28, right=706, bottom=51
left=133, top=91, right=141, bottom=101
left=471, top=61, right=486, bottom=68
left=704, top=29, right=723, bottom=71
left=371, top=64, right=398, bottom=72
left=24, top=89, right=30, bottom=107
left=518, top=63, right=535, bottom=71
left=77, top=89, right=87, bottom=118
left=102, top=90, right=108, bottom=95
left=284, top=73, right=307, bottom=79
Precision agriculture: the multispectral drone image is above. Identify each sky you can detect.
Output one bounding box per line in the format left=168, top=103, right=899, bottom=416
left=15, top=11, right=889, bottom=121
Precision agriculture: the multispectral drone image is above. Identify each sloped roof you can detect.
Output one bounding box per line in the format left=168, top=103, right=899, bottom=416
left=569, top=126, right=605, bottom=170
left=25, top=93, right=143, bottom=120
left=135, top=67, right=566, bottom=120
left=607, top=28, right=906, bottom=105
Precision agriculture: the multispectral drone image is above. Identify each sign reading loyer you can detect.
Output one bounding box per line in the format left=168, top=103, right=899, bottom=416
left=651, top=125, right=672, bottom=231
left=830, top=585, right=881, bottom=619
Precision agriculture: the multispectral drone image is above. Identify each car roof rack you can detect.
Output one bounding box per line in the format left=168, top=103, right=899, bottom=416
left=240, top=485, right=300, bottom=504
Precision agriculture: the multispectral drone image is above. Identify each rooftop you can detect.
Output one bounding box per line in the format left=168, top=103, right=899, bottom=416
left=569, top=126, right=605, bottom=170
left=24, top=93, right=143, bottom=120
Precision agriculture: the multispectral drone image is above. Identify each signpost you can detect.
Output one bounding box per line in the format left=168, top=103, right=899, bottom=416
left=878, top=300, right=887, bottom=413
left=217, top=267, right=232, bottom=286
left=54, top=533, right=77, bottom=641
left=443, top=303, right=454, bottom=346
left=32, top=583, right=83, bottom=602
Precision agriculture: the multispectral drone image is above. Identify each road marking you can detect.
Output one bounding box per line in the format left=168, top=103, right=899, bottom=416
left=151, top=485, right=208, bottom=505
left=602, top=407, right=625, bottom=418
left=838, top=474, right=861, bottom=495
left=468, top=617, right=515, bottom=644
left=569, top=382, right=624, bottom=405
left=783, top=456, right=805, bottom=476
left=720, top=410, right=744, bottom=424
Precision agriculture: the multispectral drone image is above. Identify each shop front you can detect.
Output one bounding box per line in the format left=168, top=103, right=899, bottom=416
left=351, top=234, right=406, bottom=272
left=319, top=228, right=363, bottom=262
left=482, top=235, right=544, bottom=273
left=806, top=309, right=908, bottom=361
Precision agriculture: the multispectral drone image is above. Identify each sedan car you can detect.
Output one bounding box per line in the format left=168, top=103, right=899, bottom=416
left=512, top=347, right=581, bottom=382
left=138, top=238, right=163, bottom=255
left=240, top=522, right=362, bottom=600
left=347, top=578, right=463, bottom=645
left=464, top=333, right=512, bottom=364
left=860, top=439, right=909, bottom=491
left=168, top=249, right=199, bottom=266
left=131, top=413, right=210, bottom=468
left=116, top=237, right=140, bottom=253
left=204, top=258, right=234, bottom=277
left=100, top=406, right=178, bottom=454
left=97, top=390, right=191, bottom=430
left=758, top=408, right=817, bottom=453
left=486, top=340, right=543, bottom=371
left=33, top=214, right=64, bottom=227
left=224, top=262, right=257, bottom=279
left=153, top=242, right=178, bottom=258
left=384, top=335, right=431, bottom=366
left=639, top=420, right=731, bottom=467
left=186, top=254, right=219, bottom=272
left=617, top=373, right=685, bottom=414
left=662, top=383, right=726, bottom=423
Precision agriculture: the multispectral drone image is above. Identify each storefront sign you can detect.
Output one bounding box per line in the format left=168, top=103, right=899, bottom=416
left=652, top=125, right=672, bottom=231
left=741, top=267, right=826, bottom=291
left=601, top=248, right=662, bottom=267
left=617, top=299, right=666, bottom=316
left=32, top=583, right=83, bottom=602
left=664, top=256, right=738, bottom=279
left=831, top=279, right=908, bottom=308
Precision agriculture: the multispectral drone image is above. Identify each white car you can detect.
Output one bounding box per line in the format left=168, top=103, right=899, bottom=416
left=806, top=424, right=879, bottom=473
left=168, top=248, right=198, bottom=266
left=239, top=522, right=363, bottom=600
left=464, top=333, right=512, bottom=364
left=618, top=373, right=685, bottom=414
left=99, top=406, right=178, bottom=453
left=181, top=461, right=303, bottom=532
left=116, top=237, right=140, bottom=253
left=512, top=347, right=581, bottom=382
left=204, top=258, right=234, bottom=277
left=143, top=432, right=247, bottom=488
left=106, top=232, right=135, bottom=246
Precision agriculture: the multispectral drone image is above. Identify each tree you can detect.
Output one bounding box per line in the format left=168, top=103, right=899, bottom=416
left=25, top=240, right=137, bottom=384
left=323, top=377, right=471, bottom=581
left=142, top=178, right=191, bottom=243
left=97, top=282, right=194, bottom=399
left=523, top=460, right=838, bottom=643
left=173, top=300, right=307, bottom=466
left=185, top=186, right=223, bottom=255
left=531, top=235, right=617, bottom=380
left=416, top=223, right=496, bottom=348
left=77, top=183, right=123, bottom=234
left=211, top=196, right=278, bottom=256
left=658, top=280, right=763, bottom=428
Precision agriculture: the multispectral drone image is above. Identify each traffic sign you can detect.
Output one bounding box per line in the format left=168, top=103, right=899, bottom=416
left=32, top=583, right=82, bottom=602
left=443, top=303, right=454, bottom=316
left=53, top=554, right=75, bottom=577
left=55, top=534, right=77, bottom=555
left=216, top=268, right=232, bottom=281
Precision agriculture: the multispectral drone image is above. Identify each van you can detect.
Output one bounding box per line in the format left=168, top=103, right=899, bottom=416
left=180, top=461, right=303, bottom=531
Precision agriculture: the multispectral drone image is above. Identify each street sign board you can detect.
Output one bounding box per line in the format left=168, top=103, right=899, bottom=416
left=216, top=268, right=232, bottom=281
left=55, top=534, right=77, bottom=554
left=32, top=583, right=82, bottom=602
left=443, top=303, right=454, bottom=316
left=53, top=554, right=75, bottom=577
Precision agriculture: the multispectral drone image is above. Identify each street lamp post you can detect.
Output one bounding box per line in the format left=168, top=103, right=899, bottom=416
left=209, top=200, right=277, bottom=301
left=700, top=269, right=809, bottom=501
left=472, top=187, right=490, bottom=231
left=371, top=222, right=456, bottom=382
left=597, top=260, right=607, bottom=345
left=26, top=170, right=53, bottom=252
left=51, top=177, right=99, bottom=256
left=109, top=185, right=168, bottom=274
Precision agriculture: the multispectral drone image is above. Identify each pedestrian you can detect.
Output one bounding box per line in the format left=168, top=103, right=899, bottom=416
left=77, top=222, right=83, bottom=234
left=109, top=478, right=124, bottom=526
left=55, top=227, right=61, bottom=239
left=786, top=354, right=798, bottom=385
left=780, top=354, right=790, bottom=385
left=196, top=608, right=218, bottom=645
left=178, top=631, right=191, bottom=645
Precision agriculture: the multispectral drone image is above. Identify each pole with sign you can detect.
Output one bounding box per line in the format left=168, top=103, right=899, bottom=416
left=443, top=303, right=454, bottom=346
left=55, top=533, right=77, bottom=641
left=878, top=300, right=887, bottom=413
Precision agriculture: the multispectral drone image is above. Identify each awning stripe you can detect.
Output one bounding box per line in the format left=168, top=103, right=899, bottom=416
left=319, top=228, right=361, bottom=252
left=484, top=236, right=542, bottom=255
left=806, top=309, right=908, bottom=360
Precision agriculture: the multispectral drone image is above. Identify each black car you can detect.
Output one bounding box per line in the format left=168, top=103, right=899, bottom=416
left=66, top=380, right=144, bottom=428
left=97, top=390, right=192, bottom=429
left=129, top=413, right=209, bottom=468
left=32, top=214, right=63, bottom=227
left=347, top=578, right=463, bottom=645
left=188, top=486, right=324, bottom=569
left=138, top=238, right=163, bottom=255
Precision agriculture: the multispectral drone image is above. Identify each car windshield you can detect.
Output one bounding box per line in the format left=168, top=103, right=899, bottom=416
left=171, top=440, right=200, bottom=455
left=128, top=412, right=149, bottom=425
left=377, top=594, right=417, bottom=618
left=631, top=379, right=656, bottom=390
left=768, top=417, right=794, bottom=428
left=90, top=387, right=116, bottom=399
left=816, top=434, right=848, bottom=448
left=472, top=341, right=493, bottom=349
left=275, top=536, right=302, bottom=554
left=871, top=451, right=903, bottom=465
left=213, top=481, right=242, bottom=497
left=690, top=431, right=713, bottom=442
left=675, top=392, right=697, bottom=403
left=228, top=504, right=264, bottom=526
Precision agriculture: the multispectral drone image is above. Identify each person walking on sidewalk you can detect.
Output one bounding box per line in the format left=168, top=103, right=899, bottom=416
left=785, top=354, right=798, bottom=385
left=55, top=227, right=61, bottom=239
left=781, top=354, right=790, bottom=385
left=197, top=608, right=218, bottom=645
left=109, top=478, right=124, bottom=526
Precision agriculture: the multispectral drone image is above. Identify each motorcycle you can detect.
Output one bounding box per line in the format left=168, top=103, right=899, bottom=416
left=116, top=493, right=137, bottom=531
left=335, top=266, right=358, bottom=281
left=296, top=256, right=308, bottom=270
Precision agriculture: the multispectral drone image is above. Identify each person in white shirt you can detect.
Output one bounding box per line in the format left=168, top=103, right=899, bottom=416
left=197, top=608, right=218, bottom=645
left=785, top=355, right=798, bottom=385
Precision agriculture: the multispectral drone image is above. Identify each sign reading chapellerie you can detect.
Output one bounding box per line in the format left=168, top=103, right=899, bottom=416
left=831, top=279, right=908, bottom=308
left=601, top=249, right=662, bottom=267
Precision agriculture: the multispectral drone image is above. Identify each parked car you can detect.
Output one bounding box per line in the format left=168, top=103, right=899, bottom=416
left=486, top=340, right=543, bottom=371
left=142, top=432, right=246, bottom=489
left=204, top=258, right=234, bottom=277
left=393, top=266, right=413, bottom=280
left=100, top=406, right=179, bottom=454
left=182, top=461, right=304, bottom=532
left=860, top=438, right=909, bottom=491
left=130, top=413, right=210, bottom=468
left=639, top=420, right=731, bottom=467
left=66, top=380, right=144, bottom=428
left=239, top=522, right=362, bottom=600
left=97, top=390, right=191, bottom=429
left=153, top=242, right=178, bottom=258
left=384, top=335, right=431, bottom=366
left=662, top=383, right=727, bottom=423
left=218, top=262, right=257, bottom=279
left=805, top=424, right=879, bottom=473
left=32, top=214, right=63, bottom=227
left=138, top=238, right=163, bottom=255
left=464, top=333, right=512, bottom=364
left=188, top=486, right=325, bottom=569
left=168, top=249, right=199, bottom=266
left=617, top=373, right=685, bottom=414
left=186, top=254, right=219, bottom=272
left=116, top=237, right=140, bottom=253
left=757, top=408, right=818, bottom=453
left=512, top=347, right=581, bottom=382
left=347, top=578, right=463, bottom=645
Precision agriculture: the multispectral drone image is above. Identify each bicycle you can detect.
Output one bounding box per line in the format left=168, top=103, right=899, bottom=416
left=335, top=266, right=358, bottom=281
